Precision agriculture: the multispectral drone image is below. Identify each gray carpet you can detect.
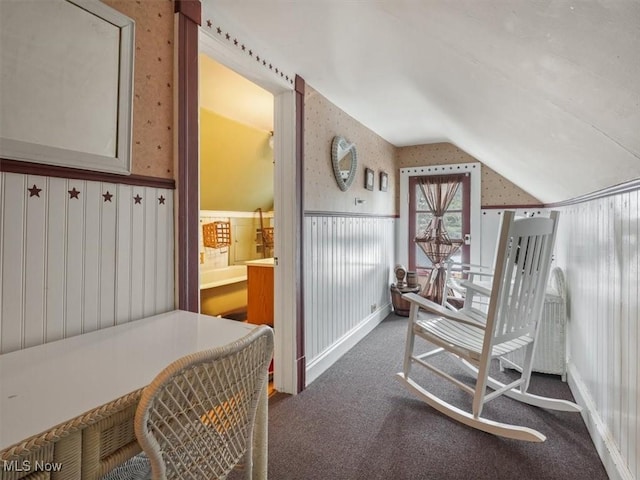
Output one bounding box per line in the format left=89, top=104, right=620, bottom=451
left=263, top=313, right=608, bottom=480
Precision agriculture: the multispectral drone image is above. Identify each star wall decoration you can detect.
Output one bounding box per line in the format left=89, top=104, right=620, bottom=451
left=68, top=187, right=80, bottom=199
left=158, top=195, right=166, bottom=204
left=204, top=19, right=294, bottom=85
left=28, top=184, right=42, bottom=197
left=134, top=194, right=143, bottom=204
left=103, top=191, right=113, bottom=202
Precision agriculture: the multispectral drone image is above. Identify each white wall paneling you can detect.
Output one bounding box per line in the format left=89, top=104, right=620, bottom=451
left=115, top=184, right=132, bottom=324
left=554, top=192, right=638, bottom=480
left=0, top=172, right=175, bottom=354
left=100, top=182, right=117, bottom=330
left=1, top=173, right=26, bottom=352
left=304, top=214, right=395, bottom=385
left=46, top=177, right=67, bottom=342
left=129, top=186, right=145, bottom=321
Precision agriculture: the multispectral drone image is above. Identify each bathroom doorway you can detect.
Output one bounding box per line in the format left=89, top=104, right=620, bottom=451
left=198, top=28, right=301, bottom=394
left=198, top=54, right=275, bottom=321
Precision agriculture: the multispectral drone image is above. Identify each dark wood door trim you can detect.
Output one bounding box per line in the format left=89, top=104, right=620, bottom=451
left=175, top=0, right=201, bottom=313
left=295, top=75, right=306, bottom=393
left=0, top=159, right=175, bottom=189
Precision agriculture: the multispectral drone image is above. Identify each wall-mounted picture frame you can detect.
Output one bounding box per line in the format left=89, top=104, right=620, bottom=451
left=379, top=171, right=388, bottom=192
left=365, top=167, right=374, bottom=191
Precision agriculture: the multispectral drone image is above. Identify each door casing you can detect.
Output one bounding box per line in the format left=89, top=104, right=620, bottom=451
left=198, top=29, right=301, bottom=394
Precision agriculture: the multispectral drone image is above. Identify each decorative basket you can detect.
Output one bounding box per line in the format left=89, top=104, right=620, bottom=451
left=203, top=222, right=231, bottom=249
left=261, top=227, right=274, bottom=248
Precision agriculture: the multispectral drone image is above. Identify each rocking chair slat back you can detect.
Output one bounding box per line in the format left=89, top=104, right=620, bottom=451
left=487, top=211, right=559, bottom=347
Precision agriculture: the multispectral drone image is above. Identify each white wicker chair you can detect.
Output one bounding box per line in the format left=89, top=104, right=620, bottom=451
left=133, top=325, right=274, bottom=480
left=396, top=211, right=581, bottom=442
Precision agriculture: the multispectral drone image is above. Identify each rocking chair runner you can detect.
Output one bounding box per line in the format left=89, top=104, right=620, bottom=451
left=396, top=210, right=581, bottom=442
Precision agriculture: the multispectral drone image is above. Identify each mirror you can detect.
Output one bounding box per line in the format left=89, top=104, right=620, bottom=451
left=0, top=0, right=134, bottom=174
left=331, top=136, right=358, bottom=191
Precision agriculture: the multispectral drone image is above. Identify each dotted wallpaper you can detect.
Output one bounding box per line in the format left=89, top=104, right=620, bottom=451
left=102, top=0, right=174, bottom=179
left=397, top=143, right=542, bottom=207
left=305, top=86, right=397, bottom=215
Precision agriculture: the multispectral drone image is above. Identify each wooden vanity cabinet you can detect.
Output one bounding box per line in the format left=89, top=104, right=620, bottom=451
left=247, top=262, right=274, bottom=326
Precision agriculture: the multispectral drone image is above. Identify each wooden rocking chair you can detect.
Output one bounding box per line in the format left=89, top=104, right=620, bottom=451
left=396, top=210, right=581, bottom=442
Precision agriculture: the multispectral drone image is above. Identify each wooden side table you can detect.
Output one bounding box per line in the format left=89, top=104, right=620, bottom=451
left=390, top=284, right=421, bottom=316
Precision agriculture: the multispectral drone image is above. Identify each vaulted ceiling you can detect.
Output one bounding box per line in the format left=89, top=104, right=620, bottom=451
left=203, top=1, right=640, bottom=204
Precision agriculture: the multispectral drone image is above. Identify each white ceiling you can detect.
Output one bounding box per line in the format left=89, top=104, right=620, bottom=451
left=202, top=0, right=640, bottom=203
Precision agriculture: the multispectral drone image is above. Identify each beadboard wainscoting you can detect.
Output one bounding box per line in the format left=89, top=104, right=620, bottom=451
left=555, top=192, right=638, bottom=480
left=0, top=172, right=175, bottom=354
left=304, top=214, right=395, bottom=385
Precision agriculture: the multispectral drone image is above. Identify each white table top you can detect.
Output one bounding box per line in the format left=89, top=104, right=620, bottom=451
left=0, top=310, right=255, bottom=450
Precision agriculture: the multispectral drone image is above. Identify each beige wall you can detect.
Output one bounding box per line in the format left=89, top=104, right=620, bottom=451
left=304, top=86, right=397, bottom=215
left=397, top=143, right=541, bottom=206
left=102, top=0, right=174, bottom=179
left=200, top=109, right=274, bottom=211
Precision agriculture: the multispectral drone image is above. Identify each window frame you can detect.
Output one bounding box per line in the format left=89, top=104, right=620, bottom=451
left=398, top=162, right=481, bottom=272
left=408, top=173, right=470, bottom=271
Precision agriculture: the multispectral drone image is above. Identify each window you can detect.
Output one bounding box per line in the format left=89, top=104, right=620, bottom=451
left=409, top=173, right=470, bottom=273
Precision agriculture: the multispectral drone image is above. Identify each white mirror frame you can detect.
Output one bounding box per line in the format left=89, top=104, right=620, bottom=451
left=331, top=136, right=358, bottom=191
left=0, top=0, right=134, bottom=174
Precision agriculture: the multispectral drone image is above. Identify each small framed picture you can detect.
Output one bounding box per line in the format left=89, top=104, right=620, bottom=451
left=365, top=167, right=374, bottom=191
left=379, top=171, right=388, bottom=192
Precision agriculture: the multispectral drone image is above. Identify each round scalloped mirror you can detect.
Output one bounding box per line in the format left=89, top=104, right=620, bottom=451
left=331, top=136, right=358, bottom=191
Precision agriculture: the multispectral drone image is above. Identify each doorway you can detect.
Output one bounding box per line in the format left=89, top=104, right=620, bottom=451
left=198, top=29, right=301, bottom=394
left=198, top=54, right=274, bottom=315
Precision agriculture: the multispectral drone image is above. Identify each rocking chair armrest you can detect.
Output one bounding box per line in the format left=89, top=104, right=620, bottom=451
left=445, top=262, right=494, bottom=291
left=401, top=293, right=486, bottom=329
left=445, top=261, right=494, bottom=275
left=466, top=271, right=494, bottom=278
left=460, top=280, right=492, bottom=297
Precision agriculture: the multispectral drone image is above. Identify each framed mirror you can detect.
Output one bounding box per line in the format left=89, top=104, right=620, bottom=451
left=331, top=136, right=357, bottom=191
left=0, top=0, right=135, bottom=174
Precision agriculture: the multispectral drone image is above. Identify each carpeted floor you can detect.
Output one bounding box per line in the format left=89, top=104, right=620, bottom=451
left=262, top=313, right=608, bottom=480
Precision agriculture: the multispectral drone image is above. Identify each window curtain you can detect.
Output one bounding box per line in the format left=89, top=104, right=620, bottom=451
left=415, top=174, right=464, bottom=304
